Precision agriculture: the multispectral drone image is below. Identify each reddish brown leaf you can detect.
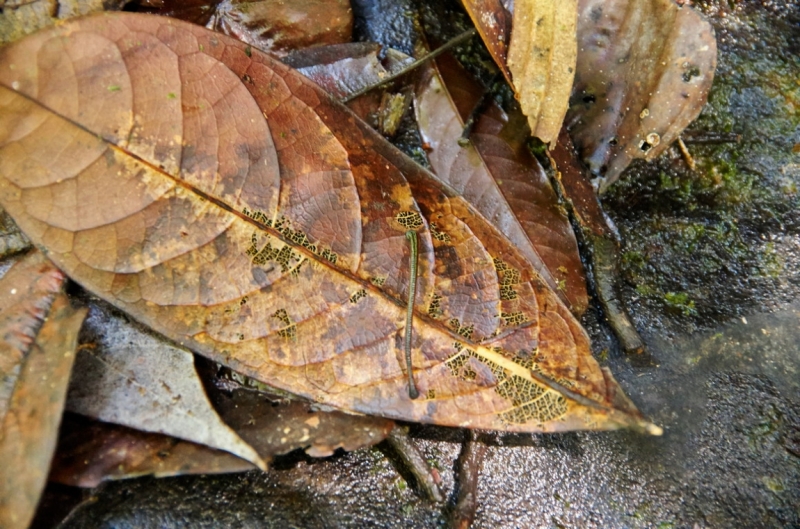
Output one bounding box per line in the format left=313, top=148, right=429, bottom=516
left=460, top=0, right=513, bottom=84
left=0, top=13, right=658, bottom=435
left=568, top=0, right=717, bottom=191
left=213, top=0, right=352, bottom=57
left=0, top=250, right=86, bottom=529
left=415, top=53, right=588, bottom=315
left=137, top=0, right=353, bottom=57
left=49, top=413, right=255, bottom=488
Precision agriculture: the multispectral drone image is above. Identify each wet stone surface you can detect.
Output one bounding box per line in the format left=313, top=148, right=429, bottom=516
left=54, top=1, right=799, bottom=528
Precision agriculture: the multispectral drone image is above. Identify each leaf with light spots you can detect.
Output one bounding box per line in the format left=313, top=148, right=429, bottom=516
left=0, top=13, right=659, bottom=435
left=568, top=0, right=717, bottom=191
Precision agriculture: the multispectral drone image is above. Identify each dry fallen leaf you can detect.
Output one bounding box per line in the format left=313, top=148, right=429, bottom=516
left=463, top=0, right=578, bottom=145
left=506, top=0, right=578, bottom=145
left=568, top=0, right=717, bottom=191
left=200, top=368, right=396, bottom=458
left=415, top=52, right=588, bottom=315
left=67, top=302, right=268, bottom=469
left=0, top=13, right=659, bottom=435
left=0, top=250, right=86, bottom=529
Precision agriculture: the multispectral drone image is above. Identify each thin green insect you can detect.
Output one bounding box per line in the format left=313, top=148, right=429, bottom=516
left=404, top=230, right=420, bottom=399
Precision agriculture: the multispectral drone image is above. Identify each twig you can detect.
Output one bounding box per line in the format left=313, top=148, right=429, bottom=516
left=449, top=430, right=486, bottom=529
left=384, top=427, right=444, bottom=503
left=340, top=28, right=478, bottom=104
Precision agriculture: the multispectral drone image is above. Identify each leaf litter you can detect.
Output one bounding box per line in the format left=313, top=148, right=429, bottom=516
left=0, top=13, right=657, bottom=436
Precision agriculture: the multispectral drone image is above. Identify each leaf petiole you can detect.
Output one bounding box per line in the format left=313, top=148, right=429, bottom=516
left=404, top=230, right=420, bottom=399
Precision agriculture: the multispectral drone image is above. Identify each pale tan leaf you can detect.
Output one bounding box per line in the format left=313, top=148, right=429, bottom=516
left=506, top=0, right=578, bottom=145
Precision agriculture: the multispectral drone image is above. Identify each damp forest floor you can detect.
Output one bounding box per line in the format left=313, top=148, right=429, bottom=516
left=46, top=1, right=800, bottom=528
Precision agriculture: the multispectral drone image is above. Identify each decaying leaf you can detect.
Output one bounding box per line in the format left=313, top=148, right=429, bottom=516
left=66, top=302, right=268, bottom=469
left=461, top=0, right=578, bottom=145
left=0, top=250, right=86, bottom=529
left=0, top=207, right=30, bottom=259
left=415, top=52, right=588, bottom=315
left=568, top=0, right=717, bottom=191
left=0, top=13, right=659, bottom=435
left=202, top=372, right=396, bottom=458
left=284, top=41, right=414, bottom=130
left=209, top=0, right=353, bottom=58
left=506, top=0, right=578, bottom=145
left=50, top=413, right=255, bottom=488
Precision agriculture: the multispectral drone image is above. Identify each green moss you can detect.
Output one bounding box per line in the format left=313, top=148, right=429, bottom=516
left=663, top=292, right=697, bottom=316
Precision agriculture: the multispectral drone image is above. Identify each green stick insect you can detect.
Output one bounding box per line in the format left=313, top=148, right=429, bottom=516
left=404, top=230, right=420, bottom=399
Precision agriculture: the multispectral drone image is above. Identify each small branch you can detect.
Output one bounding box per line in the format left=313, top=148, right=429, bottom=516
left=384, top=427, right=444, bottom=503
left=449, top=430, right=486, bottom=529
left=340, top=28, right=478, bottom=104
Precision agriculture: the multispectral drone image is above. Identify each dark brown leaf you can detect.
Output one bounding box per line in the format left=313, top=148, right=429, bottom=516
left=0, top=13, right=658, bottom=435
left=415, top=53, right=588, bottom=314
left=49, top=413, right=255, bottom=488
left=568, top=0, right=717, bottom=191
left=205, top=380, right=395, bottom=458
left=0, top=250, right=86, bottom=529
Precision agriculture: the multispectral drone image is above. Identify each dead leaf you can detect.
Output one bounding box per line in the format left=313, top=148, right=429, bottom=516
left=66, top=301, right=268, bottom=469
left=505, top=0, right=578, bottom=145
left=284, top=41, right=414, bottom=130
left=415, top=52, right=588, bottom=314
left=200, top=362, right=396, bottom=458
left=212, top=0, right=353, bottom=57
left=460, top=0, right=513, bottom=84
left=0, top=250, right=86, bottom=529
left=49, top=413, right=255, bottom=488
left=0, top=206, right=30, bottom=260
left=0, top=13, right=659, bottom=435
left=568, top=0, right=717, bottom=191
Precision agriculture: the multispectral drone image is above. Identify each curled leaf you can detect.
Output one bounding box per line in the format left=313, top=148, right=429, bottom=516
left=568, top=0, right=717, bottom=191
left=0, top=13, right=658, bottom=435
left=0, top=250, right=86, bottom=529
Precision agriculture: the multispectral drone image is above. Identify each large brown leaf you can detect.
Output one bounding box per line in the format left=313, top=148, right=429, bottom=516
left=568, top=0, right=717, bottom=191
left=0, top=13, right=658, bottom=435
left=415, top=52, right=588, bottom=315
left=0, top=250, right=86, bottom=529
